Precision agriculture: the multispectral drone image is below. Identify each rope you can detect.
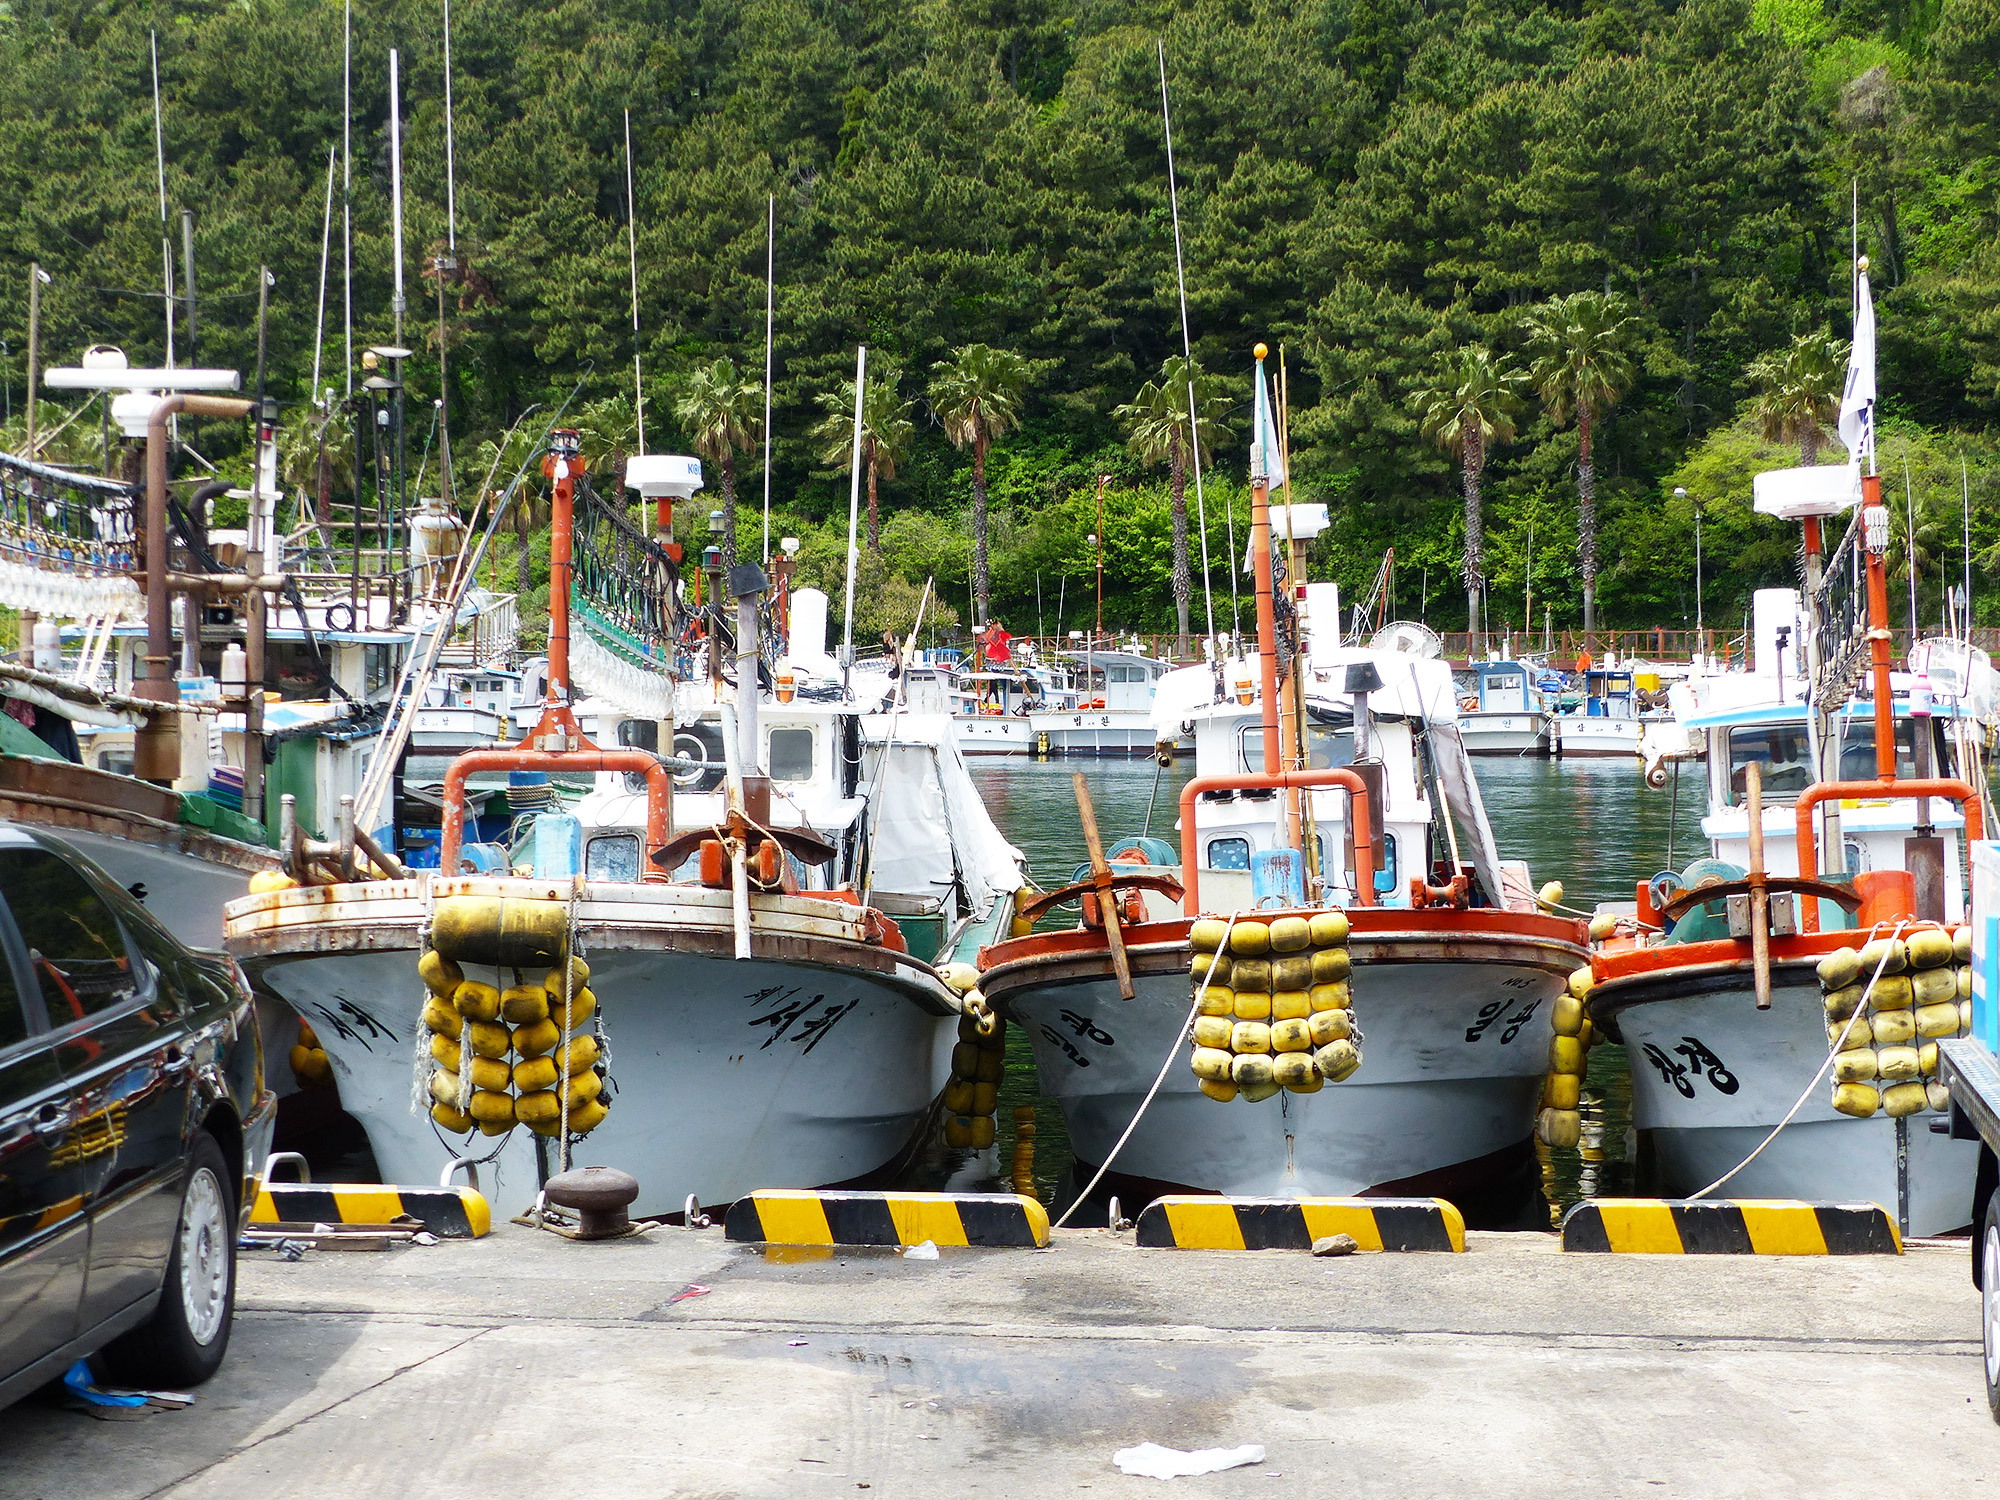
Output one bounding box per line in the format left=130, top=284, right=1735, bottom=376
left=556, top=873, right=583, bottom=1172
left=1689, top=919, right=1908, bottom=1200
left=1052, top=908, right=1241, bottom=1229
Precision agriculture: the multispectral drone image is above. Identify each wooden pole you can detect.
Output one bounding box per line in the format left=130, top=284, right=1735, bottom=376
left=1073, top=772, right=1133, bottom=999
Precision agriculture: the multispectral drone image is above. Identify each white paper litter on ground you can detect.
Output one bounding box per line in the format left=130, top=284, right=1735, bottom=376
left=1114, top=1444, right=1266, bottom=1478
left=904, top=1240, right=940, bottom=1260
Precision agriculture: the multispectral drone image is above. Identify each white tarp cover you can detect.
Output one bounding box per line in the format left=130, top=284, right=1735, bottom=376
left=1426, top=721, right=1507, bottom=906
left=860, top=712, right=1023, bottom=919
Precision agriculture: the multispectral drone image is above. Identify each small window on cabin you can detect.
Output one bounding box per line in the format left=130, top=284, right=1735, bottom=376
left=618, top=719, right=660, bottom=791
left=585, top=835, right=640, bottom=884
left=770, top=727, right=816, bottom=782
left=1207, top=837, right=1251, bottom=871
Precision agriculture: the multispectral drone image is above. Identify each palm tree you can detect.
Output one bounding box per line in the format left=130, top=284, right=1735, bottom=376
left=1412, top=345, right=1527, bottom=645
left=812, top=364, right=915, bottom=552
left=576, top=394, right=641, bottom=495
left=279, top=404, right=355, bottom=544
left=1746, top=331, right=1846, bottom=466
left=928, top=344, right=1032, bottom=626
left=1115, top=356, right=1232, bottom=655
left=473, top=424, right=548, bottom=598
left=1524, top=291, right=1638, bottom=634
left=673, top=358, right=761, bottom=568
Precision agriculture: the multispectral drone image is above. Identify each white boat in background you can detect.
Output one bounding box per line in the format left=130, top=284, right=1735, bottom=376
left=949, top=664, right=1069, bottom=755
left=1457, top=659, right=1552, bottom=756
left=1030, top=649, right=1174, bottom=757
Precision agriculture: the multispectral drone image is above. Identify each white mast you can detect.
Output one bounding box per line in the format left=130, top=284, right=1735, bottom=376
left=311, top=145, right=336, bottom=403
left=341, top=0, right=352, bottom=395
left=842, top=345, right=866, bottom=680
left=762, top=193, right=775, bottom=565
left=390, top=49, right=406, bottom=337
left=443, top=0, right=457, bottom=252
left=150, top=33, right=176, bottom=379
left=624, top=109, right=644, bottom=450
left=1158, top=40, right=1217, bottom=650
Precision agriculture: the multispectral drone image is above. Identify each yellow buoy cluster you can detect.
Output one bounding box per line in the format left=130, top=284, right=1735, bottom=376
left=1187, top=910, right=1357, bottom=1103
left=1822, top=926, right=1972, bottom=1119
left=419, top=947, right=609, bottom=1139
left=289, top=1020, right=332, bottom=1087
left=1537, top=966, right=1597, bottom=1149
left=940, top=962, right=1004, bottom=1150
left=1010, top=1104, right=1038, bottom=1199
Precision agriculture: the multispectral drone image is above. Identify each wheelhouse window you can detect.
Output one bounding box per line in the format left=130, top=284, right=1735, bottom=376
left=585, top=834, right=641, bottom=883
left=1725, top=720, right=1921, bottom=804
left=769, top=728, right=816, bottom=782
left=1207, top=837, right=1251, bottom=871
left=1239, top=723, right=1356, bottom=774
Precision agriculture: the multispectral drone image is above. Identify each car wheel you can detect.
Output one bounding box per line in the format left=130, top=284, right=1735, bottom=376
left=1984, top=1194, right=2000, bottom=1426
left=101, top=1132, right=237, bottom=1388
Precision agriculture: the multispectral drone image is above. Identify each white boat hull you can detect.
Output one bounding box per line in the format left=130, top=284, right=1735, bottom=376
left=1552, top=716, right=1646, bottom=758
left=1598, top=961, right=1979, bottom=1236
left=1029, top=709, right=1159, bottom=757
left=981, top=922, right=1587, bottom=1226
left=954, top=715, right=1034, bottom=756
left=1458, top=713, right=1549, bottom=757
left=227, top=880, right=959, bottom=1220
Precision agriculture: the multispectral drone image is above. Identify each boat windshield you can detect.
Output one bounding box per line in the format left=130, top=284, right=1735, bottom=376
left=1724, top=719, right=1920, bottom=804
left=1239, top=723, right=1355, bottom=773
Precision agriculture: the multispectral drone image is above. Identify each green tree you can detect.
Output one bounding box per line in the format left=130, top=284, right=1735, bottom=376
left=1411, top=345, right=1527, bottom=644
left=673, top=358, right=761, bottom=569
left=812, top=364, right=914, bottom=552
left=1115, top=356, right=1232, bottom=654
left=1745, top=331, right=1846, bottom=466
left=928, top=344, right=1031, bottom=627
left=1523, top=291, right=1639, bottom=634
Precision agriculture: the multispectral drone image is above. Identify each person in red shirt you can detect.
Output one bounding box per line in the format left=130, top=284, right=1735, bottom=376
left=982, top=622, right=1012, bottom=665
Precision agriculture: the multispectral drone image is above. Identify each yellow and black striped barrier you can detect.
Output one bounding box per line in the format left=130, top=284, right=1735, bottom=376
left=1134, top=1196, right=1465, bottom=1252
left=250, top=1181, right=492, bottom=1239
left=724, top=1190, right=1050, bottom=1249
left=1560, top=1199, right=1900, bottom=1255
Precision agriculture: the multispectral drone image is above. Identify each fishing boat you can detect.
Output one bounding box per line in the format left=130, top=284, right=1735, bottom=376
left=1030, top=648, right=1174, bottom=757
left=1585, top=281, right=1991, bottom=1236
left=949, top=663, right=1070, bottom=756
left=1549, top=656, right=1671, bottom=760
left=224, top=431, right=1018, bottom=1220
left=975, top=349, right=1588, bottom=1227
left=1457, top=657, right=1553, bottom=756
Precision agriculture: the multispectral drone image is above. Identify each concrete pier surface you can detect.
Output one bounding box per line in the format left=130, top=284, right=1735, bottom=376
left=3, top=1227, right=1992, bottom=1498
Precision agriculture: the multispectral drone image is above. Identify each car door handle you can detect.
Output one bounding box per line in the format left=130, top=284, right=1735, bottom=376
left=31, top=1103, right=68, bottom=1143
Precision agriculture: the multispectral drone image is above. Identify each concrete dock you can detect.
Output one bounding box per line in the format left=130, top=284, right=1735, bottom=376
left=3, top=1226, right=1992, bottom=1498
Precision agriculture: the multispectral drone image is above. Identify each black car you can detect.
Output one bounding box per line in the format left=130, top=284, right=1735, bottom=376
left=0, top=823, right=273, bottom=1408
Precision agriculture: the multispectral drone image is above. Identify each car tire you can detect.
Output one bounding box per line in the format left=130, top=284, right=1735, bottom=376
left=1983, top=1193, right=2000, bottom=1426
left=101, top=1131, right=237, bottom=1388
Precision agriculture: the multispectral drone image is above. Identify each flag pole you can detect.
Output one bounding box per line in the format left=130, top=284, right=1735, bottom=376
left=625, top=110, right=645, bottom=452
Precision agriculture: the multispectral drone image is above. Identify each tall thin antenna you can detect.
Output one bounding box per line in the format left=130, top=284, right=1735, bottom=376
left=624, top=110, right=644, bottom=450
left=1903, top=450, right=1919, bottom=639
left=389, top=49, right=406, bottom=343
left=1851, top=177, right=1859, bottom=317
left=150, top=33, right=176, bottom=377
left=1159, top=39, right=1217, bottom=654
left=341, top=0, right=353, bottom=395
left=1964, top=457, right=1974, bottom=639
left=312, top=145, right=335, bottom=403
left=442, top=0, right=457, bottom=252
left=842, top=345, right=867, bottom=682
left=762, top=192, right=775, bottom=566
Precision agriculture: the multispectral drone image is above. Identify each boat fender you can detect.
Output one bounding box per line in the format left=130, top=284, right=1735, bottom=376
left=1192, top=1016, right=1235, bottom=1050
left=1549, top=1036, right=1585, bottom=1075
left=1191, top=1047, right=1235, bottom=1082
left=1313, top=1039, right=1360, bottom=1083
left=422, top=996, right=463, bottom=1039
left=430, top=1034, right=462, bottom=1071
left=1817, top=948, right=1864, bottom=991
left=431, top=894, right=570, bottom=968
left=514, top=1090, right=562, bottom=1125
left=1199, top=1078, right=1239, bottom=1102
left=1857, top=937, right=1909, bottom=976
left=1537, top=881, right=1565, bottom=913
left=1307, top=1009, right=1354, bottom=1047
left=1310, top=949, right=1351, bottom=984
left=1229, top=959, right=1271, bottom=994
left=943, top=1079, right=977, bottom=1113
left=514, top=1056, right=560, bottom=1093
left=1567, top=966, right=1594, bottom=1000
left=1270, top=955, right=1314, bottom=992
left=1829, top=1014, right=1875, bottom=1048
left=1907, top=928, right=1955, bottom=971
left=248, top=870, right=300, bottom=894
left=1831, top=1049, right=1879, bottom=1083
left=1911, top=967, right=1957, bottom=1007
left=1239, top=1079, right=1282, bottom=1102
left=464, top=1020, right=512, bottom=1059
left=1928, top=1081, right=1952, bottom=1112
left=419, top=950, right=465, bottom=999
left=1551, top=995, right=1585, bottom=1037
left=464, top=1055, right=510, bottom=1092
left=1271, top=990, right=1310, bottom=1021
left=1587, top=912, right=1618, bottom=942
left=1870, top=1008, right=1916, bottom=1044
left=1271, top=1052, right=1316, bottom=1088
left=542, top=957, right=591, bottom=993
left=501, top=985, right=551, bottom=1024
left=1232, top=991, right=1273, bottom=1021
left=1956, top=925, right=1974, bottom=964
left=1545, top=1073, right=1581, bottom=1110
left=1308, top=912, right=1350, bottom=946
left=1535, top=1109, right=1581, bottom=1149
left=1822, top=983, right=1867, bottom=1021
left=289, top=1041, right=331, bottom=1084
left=1231, top=1021, right=1273, bottom=1055
left=1196, top=985, right=1234, bottom=1018
left=1832, top=1083, right=1880, bottom=1118
left=972, top=1082, right=999, bottom=1115
left=431, top=1103, right=472, bottom=1133
left=1267, top=916, right=1311, bottom=954
left=428, top=1068, right=461, bottom=1106
left=1229, top=922, right=1272, bottom=958
left=1915, top=1001, right=1961, bottom=1039
left=1869, top=974, right=1915, bottom=1010
left=1269, top=1018, right=1313, bottom=1054
left=469, top=1088, right=516, bottom=1125
left=941, top=962, right=980, bottom=994
left=1230, top=1053, right=1275, bottom=1087
left=454, top=981, right=502, bottom=1022
left=1918, top=1041, right=1940, bottom=1077
left=514, top=1017, right=563, bottom=1057
left=1190, top=952, right=1232, bottom=985
left=1881, top=1080, right=1929, bottom=1118
left=1308, top=980, right=1351, bottom=1012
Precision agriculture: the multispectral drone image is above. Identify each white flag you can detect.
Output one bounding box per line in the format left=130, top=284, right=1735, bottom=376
left=1838, top=270, right=1875, bottom=467
left=1249, top=362, right=1286, bottom=489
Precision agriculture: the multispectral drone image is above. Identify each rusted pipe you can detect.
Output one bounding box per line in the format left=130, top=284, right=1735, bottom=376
left=139, top=392, right=253, bottom=783
left=1178, top=768, right=1373, bottom=915
left=1861, top=476, right=1896, bottom=781
left=440, top=748, right=672, bottom=878
left=1793, top=776, right=1982, bottom=932
left=1746, top=760, right=1771, bottom=1008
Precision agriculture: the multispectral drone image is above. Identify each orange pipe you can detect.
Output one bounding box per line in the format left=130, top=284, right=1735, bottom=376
left=1792, top=776, right=1981, bottom=931
left=1178, top=768, right=1372, bottom=914
left=439, top=747, right=672, bottom=879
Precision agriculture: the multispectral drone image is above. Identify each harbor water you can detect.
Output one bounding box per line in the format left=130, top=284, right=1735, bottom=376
left=928, top=753, right=1709, bottom=1224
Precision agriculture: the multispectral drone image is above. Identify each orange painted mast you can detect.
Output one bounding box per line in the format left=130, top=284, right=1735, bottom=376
left=438, top=428, right=673, bottom=877
left=1250, top=343, right=1281, bottom=776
